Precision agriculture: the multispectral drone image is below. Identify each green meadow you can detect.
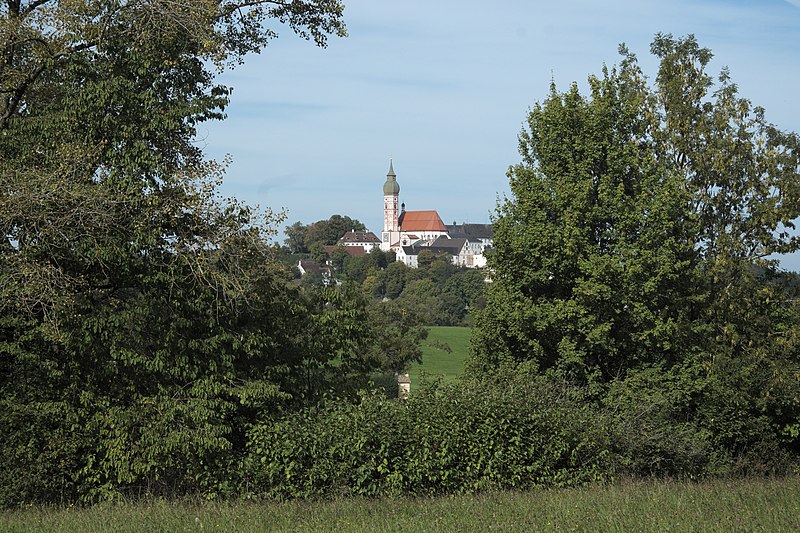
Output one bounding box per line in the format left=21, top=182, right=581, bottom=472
left=4, top=477, right=799, bottom=532
left=410, top=326, right=472, bottom=384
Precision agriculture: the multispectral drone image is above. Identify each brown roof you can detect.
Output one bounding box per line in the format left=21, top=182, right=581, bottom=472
left=298, top=260, right=325, bottom=273
left=398, top=210, right=447, bottom=232
left=338, top=230, right=381, bottom=244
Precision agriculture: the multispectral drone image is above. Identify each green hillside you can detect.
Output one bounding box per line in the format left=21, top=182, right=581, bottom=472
left=410, top=326, right=472, bottom=384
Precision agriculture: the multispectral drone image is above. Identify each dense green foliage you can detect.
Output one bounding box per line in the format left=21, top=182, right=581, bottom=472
left=0, top=0, right=348, bottom=506
left=5, top=14, right=798, bottom=509
left=245, top=371, right=612, bottom=499
left=339, top=248, right=486, bottom=326
left=286, top=226, right=488, bottom=328
left=292, top=248, right=488, bottom=376
left=472, top=34, right=800, bottom=473
left=288, top=234, right=489, bottom=374
left=284, top=215, right=367, bottom=254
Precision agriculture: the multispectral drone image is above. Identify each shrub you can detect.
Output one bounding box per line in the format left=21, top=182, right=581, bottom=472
left=244, top=369, right=614, bottom=499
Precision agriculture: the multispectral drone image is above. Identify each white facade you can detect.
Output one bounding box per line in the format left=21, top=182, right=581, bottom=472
left=398, top=230, right=448, bottom=246
left=381, top=161, right=401, bottom=251
left=395, top=246, right=419, bottom=268
left=378, top=161, right=492, bottom=267
left=381, top=192, right=400, bottom=251
left=339, top=231, right=381, bottom=252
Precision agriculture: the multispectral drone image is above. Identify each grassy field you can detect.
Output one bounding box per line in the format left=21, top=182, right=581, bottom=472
left=3, top=477, right=800, bottom=532
left=409, top=325, right=472, bottom=384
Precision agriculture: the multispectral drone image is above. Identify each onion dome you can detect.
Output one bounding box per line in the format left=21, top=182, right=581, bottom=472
left=383, top=160, right=400, bottom=195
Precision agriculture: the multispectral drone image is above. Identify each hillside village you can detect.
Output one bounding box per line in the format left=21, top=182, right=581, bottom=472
left=298, top=161, right=493, bottom=278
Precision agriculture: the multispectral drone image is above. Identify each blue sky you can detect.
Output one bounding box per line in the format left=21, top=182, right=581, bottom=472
left=201, top=0, right=800, bottom=270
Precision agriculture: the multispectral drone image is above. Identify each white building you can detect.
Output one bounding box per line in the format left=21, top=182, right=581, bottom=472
left=379, top=161, right=492, bottom=268
left=338, top=230, right=381, bottom=252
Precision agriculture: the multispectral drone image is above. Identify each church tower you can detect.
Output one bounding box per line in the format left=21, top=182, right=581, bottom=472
left=382, top=160, right=400, bottom=250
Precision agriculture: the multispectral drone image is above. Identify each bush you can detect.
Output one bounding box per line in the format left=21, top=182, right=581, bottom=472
left=243, top=369, right=614, bottom=499
left=604, top=365, right=800, bottom=479
left=603, top=367, right=714, bottom=478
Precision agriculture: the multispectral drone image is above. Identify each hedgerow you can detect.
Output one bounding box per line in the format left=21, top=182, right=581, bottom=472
left=243, top=370, right=613, bottom=498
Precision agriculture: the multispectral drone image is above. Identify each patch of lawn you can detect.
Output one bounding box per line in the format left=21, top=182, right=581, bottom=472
left=409, top=326, right=471, bottom=384
left=4, top=478, right=800, bottom=532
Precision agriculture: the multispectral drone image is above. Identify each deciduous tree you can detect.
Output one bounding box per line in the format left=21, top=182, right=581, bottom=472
left=472, top=34, right=800, bottom=466
left=0, top=0, right=347, bottom=504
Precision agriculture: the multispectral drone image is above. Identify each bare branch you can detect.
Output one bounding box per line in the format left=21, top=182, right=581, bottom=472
left=21, top=0, right=54, bottom=16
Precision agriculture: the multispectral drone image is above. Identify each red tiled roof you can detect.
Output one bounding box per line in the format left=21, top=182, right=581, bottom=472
left=398, top=210, right=447, bottom=232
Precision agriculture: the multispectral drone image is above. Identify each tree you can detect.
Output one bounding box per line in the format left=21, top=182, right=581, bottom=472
left=283, top=214, right=367, bottom=254
left=299, top=214, right=367, bottom=249
left=343, top=253, right=371, bottom=284
left=396, top=279, right=445, bottom=325
left=1, top=0, right=347, bottom=504
left=284, top=221, right=309, bottom=253
left=444, top=269, right=487, bottom=312
left=308, top=240, right=328, bottom=264
left=440, top=268, right=487, bottom=324
left=416, top=249, right=438, bottom=270
left=366, top=247, right=392, bottom=270
left=383, top=260, right=417, bottom=299
left=298, top=282, right=377, bottom=397
left=367, top=299, right=428, bottom=374
left=472, top=34, right=800, bottom=466
left=329, top=244, right=350, bottom=272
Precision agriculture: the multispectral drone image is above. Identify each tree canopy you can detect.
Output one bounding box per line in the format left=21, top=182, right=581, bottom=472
left=1, top=0, right=347, bottom=504
left=472, top=34, right=800, bottom=466
left=283, top=215, right=368, bottom=253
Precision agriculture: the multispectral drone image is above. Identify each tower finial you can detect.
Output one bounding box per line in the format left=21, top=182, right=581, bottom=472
left=383, top=159, right=399, bottom=194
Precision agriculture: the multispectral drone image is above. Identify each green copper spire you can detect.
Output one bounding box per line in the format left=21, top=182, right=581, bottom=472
left=383, top=159, right=400, bottom=195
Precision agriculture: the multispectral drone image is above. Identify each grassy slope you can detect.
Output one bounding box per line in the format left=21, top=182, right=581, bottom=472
left=409, top=326, right=472, bottom=384
left=4, top=478, right=800, bottom=532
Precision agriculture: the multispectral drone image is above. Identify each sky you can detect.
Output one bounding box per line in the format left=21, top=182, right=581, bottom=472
left=200, top=0, right=800, bottom=270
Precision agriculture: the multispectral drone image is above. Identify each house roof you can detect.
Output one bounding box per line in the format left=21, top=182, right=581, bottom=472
left=429, top=237, right=467, bottom=254
left=446, top=223, right=493, bottom=240
left=400, top=238, right=467, bottom=257
left=299, top=260, right=319, bottom=272
left=298, top=260, right=331, bottom=273
left=338, top=230, right=381, bottom=244
left=398, top=210, right=448, bottom=232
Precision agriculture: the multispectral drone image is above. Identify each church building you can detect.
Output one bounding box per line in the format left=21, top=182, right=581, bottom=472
left=379, top=161, right=492, bottom=267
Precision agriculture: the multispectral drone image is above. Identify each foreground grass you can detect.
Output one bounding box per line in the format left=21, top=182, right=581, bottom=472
left=410, top=325, right=472, bottom=383
left=4, top=477, right=800, bottom=532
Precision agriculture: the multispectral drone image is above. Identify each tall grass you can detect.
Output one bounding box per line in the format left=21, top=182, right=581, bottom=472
left=4, top=477, right=799, bottom=532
